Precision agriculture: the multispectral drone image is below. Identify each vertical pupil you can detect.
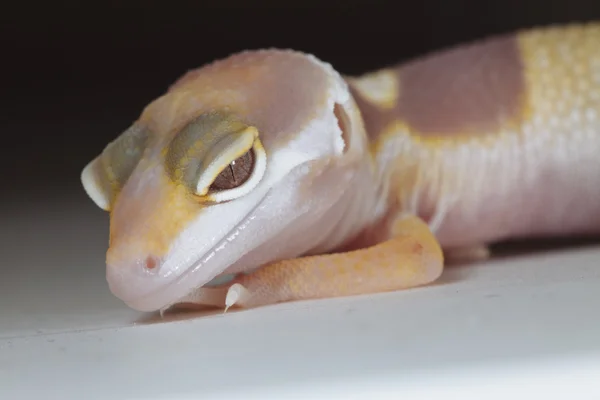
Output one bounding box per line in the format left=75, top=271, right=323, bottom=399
left=209, top=150, right=255, bottom=191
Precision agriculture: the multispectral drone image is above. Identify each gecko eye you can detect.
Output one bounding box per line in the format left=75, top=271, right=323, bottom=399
left=210, top=149, right=255, bottom=191
left=200, top=137, right=267, bottom=203
left=165, top=111, right=267, bottom=203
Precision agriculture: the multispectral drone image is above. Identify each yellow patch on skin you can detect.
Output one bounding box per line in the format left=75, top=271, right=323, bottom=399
left=349, top=69, right=399, bottom=110
left=516, top=23, right=600, bottom=139
left=367, top=120, right=410, bottom=156
left=372, top=114, right=528, bottom=153
left=107, top=171, right=204, bottom=263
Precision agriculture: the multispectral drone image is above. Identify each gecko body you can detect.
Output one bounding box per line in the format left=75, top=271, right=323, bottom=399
left=82, top=23, right=600, bottom=312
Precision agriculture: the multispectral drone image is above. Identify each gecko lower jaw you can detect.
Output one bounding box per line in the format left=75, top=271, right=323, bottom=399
left=115, top=263, right=246, bottom=312
left=107, top=263, right=206, bottom=312
left=105, top=249, right=224, bottom=312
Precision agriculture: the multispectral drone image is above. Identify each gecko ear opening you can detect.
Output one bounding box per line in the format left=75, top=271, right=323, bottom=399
left=333, top=102, right=352, bottom=154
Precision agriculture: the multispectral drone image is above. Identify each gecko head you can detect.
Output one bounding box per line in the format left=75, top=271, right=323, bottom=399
left=80, top=49, right=368, bottom=312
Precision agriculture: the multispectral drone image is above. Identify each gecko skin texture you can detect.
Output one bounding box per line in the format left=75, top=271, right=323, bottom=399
left=81, top=22, right=600, bottom=312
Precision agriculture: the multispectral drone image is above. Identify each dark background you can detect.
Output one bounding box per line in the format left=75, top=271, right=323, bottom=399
left=2, top=0, right=600, bottom=215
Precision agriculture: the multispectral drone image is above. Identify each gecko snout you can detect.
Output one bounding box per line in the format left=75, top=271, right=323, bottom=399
left=105, top=249, right=171, bottom=305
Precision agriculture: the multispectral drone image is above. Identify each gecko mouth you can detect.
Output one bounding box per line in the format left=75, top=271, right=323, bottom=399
left=117, top=189, right=271, bottom=312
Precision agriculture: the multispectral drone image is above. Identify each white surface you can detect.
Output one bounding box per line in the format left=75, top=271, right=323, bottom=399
left=2, top=193, right=600, bottom=399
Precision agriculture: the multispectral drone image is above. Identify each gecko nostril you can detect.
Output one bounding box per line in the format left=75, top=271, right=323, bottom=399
left=144, top=256, right=158, bottom=270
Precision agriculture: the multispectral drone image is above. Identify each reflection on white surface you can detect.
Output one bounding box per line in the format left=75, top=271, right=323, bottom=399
left=1, top=191, right=600, bottom=399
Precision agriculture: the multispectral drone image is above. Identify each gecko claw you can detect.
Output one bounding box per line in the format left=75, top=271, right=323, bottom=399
left=159, top=306, right=168, bottom=318
left=224, top=283, right=250, bottom=312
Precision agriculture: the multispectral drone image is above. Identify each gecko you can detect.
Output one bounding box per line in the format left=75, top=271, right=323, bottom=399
left=81, top=22, right=600, bottom=313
